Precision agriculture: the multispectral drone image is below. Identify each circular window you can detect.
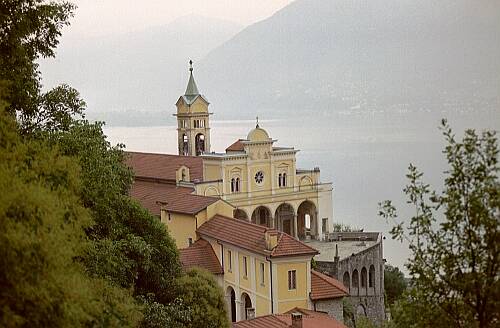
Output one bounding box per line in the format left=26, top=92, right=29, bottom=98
left=254, top=171, right=264, bottom=184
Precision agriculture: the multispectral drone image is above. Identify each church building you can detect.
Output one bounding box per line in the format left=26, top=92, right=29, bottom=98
left=126, top=61, right=349, bottom=324
left=171, top=61, right=334, bottom=243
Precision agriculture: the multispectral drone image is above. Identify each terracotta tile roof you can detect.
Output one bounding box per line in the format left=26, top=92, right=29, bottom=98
left=179, top=239, right=223, bottom=275
left=310, top=270, right=349, bottom=301
left=232, top=307, right=347, bottom=328
left=196, top=215, right=318, bottom=258
left=270, top=233, right=317, bottom=258
left=226, top=139, right=245, bottom=152
left=129, top=180, right=218, bottom=216
left=125, top=151, right=203, bottom=182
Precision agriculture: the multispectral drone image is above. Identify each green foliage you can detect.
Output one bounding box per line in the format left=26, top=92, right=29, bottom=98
left=384, top=265, right=407, bottom=306
left=0, top=0, right=84, bottom=131
left=379, top=120, right=500, bottom=328
left=175, top=268, right=230, bottom=328
left=343, top=298, right=356, bottom=328
left=356, top=316, right=382, bottom=328
left=332, top=222, right=361, bottom=232
left=51, top=121, right=182, bottom=305
left=0, top=110, right=142, bottom=327
left=139, top=296, right=192, bottom=328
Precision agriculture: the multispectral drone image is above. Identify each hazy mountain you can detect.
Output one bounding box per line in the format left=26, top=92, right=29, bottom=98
left=197, top=0, right=500, bottom=119
left=39, top=15, right=242, bottom=125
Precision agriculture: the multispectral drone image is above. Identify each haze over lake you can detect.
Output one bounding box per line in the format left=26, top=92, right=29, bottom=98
left=104, top=111, right=499, bottom=271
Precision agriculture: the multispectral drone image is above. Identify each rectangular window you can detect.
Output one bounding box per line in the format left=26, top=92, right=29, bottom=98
left=288, top=270, right=296, bottom=290
left=260, top=262, right=265, bottom=285
left=243, top=256, right=248, bottom=278
left=227, top=250, right=232, bottom=272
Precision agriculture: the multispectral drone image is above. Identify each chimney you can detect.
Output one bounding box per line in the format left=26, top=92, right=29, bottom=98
left=265, top=230, right=278, bottom=250
left=291, top=312, right=303, bottom=328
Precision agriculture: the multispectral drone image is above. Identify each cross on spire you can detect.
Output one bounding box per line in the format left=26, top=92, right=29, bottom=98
left=189, top=59, right=193, bottom=72
left=256, top=116, right=259, bottom=128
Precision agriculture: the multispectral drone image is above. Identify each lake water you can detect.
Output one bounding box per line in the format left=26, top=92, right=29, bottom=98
left=103, top=111, right=499, bottom=273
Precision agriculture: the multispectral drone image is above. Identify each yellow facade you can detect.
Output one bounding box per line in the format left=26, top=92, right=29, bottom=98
left=275, top=261, right=310, bottom=312
left=162, top=199, right=233, bottom=249
left=197, top=233, right=313, bottom=322
left=193, top=125, right=334, bottom=241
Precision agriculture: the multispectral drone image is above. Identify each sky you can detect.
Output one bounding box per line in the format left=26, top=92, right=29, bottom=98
left=66, top=0, right=294, bottom=37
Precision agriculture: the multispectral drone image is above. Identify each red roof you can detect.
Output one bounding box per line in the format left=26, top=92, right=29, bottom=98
left=232, top=307, right=347, bottom=328
left=125, top=151, right=203, bottom=182
left=197, top=215, right=318, bottom=258
left=129, top=180, right=219, bottom=216
left=310, top=270, right=349, bottom=301
left=226, top=139, right=245, bottom=152
left=179, top=239, right=223, bottom=275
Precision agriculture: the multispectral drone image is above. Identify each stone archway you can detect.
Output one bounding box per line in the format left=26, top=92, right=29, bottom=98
left=241, top=292, right=252, bottom=320
left=234, top=208, right=249, bottom=221
left=251, top=206, right=272, bottom=227
left=297, top=200, right=317, bottom=240
left=195, top=133, right=205, bottom=155
left=226, top=286, right=236, bottom=322
left=275, top=203, right=295, bottom=237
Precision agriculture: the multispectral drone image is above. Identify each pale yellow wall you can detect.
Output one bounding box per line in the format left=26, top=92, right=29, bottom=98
left=206, top=200, right=233, bottom=219
left=277, top=299, right=309, bottom=313
left=276, top=261, right=309, bottom=312
left=163, top=212, right=197, bottom=249
left=255, top=259, right=269, bottom=296
left=239, top=253, right=251, bottom=290
left=224, top=247, right=236, bottom=284
left=204, top=163, right=222, bottom=181
left=256, top=295, right=270, bottom=317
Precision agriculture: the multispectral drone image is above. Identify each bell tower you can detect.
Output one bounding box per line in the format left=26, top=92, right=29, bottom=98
left=174, top=60, right=211, bottom=156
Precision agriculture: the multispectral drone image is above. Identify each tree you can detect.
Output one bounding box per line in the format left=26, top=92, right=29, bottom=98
left=51, top=121, right=182, bottom=305
left=379, top=120, right=500, bottom=328
left=0, top=0, right=85, bottom=133
left=384, top=265, right=407, bottom=306
left=0, top=108, right=142, bottom=327
left=174, top=268, right=230, bottom=328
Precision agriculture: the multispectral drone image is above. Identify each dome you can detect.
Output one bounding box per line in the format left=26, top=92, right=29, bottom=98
left=247, top=126, right=270, bottom=142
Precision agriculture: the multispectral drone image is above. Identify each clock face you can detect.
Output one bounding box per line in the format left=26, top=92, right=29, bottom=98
left=254, top=171, right=264, bottom=184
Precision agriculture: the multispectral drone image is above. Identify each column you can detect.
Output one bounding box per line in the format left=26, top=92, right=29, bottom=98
left=293, top=214, right=298, bottom=239
left=225, top=295, right=232, bottom=322
left=314, top=210, right=319, bottom=240
left=235, top=299, right=242, bottom=321
left=270, top=215, right=275, bottom=229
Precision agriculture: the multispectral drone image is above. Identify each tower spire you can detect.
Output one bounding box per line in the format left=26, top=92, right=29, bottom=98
left=185, top=59, right=199, bottom=96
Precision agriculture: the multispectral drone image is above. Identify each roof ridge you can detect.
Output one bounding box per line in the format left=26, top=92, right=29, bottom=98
left=284, top=233, right=319, bottom=252
left=125, top=151, right=201, bottom=159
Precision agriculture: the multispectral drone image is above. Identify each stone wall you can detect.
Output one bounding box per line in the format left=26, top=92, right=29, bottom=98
left=316, top=233, right=385, bottom=324
left=313, top=298, right=343, bottom=323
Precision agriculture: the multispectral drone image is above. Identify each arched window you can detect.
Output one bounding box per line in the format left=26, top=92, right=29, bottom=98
left=369, top=265, right=375, bottom=288
left=343, top=271, right=350, bottom=290
left=278, top=173, right=282, bottom=187
left=231, top=178, right=235, bottom=193
left=236, top=178, right=240, bottom=192
left=361, top=267, right=367, bottom=288
left=195, top=133, right=205, bottom=155
left=182, top=134, right=188, bottom=155
left=181, top=169, right=186, bottom=181
left=282, top=173, right=287, bottom=187
left=352, top=269, right=359, bottom=288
